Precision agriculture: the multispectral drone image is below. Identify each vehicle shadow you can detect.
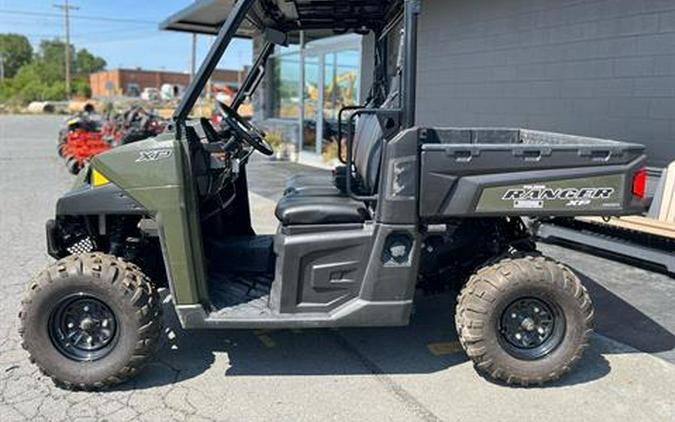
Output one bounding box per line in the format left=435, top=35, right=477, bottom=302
left=118, top=275, right=675, bottom=391
left=576, top=270, right=675, bottom=355
left=542, top=238, right=674, bottom=277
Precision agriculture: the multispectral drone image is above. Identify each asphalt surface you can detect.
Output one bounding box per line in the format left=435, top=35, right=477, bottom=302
left=0, top=115, right=674, bottom=422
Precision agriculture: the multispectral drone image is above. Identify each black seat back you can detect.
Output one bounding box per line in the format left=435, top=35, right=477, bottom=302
left=351, top=82, right=400, bottom=194
left=351, top=29, right=404, bottom=195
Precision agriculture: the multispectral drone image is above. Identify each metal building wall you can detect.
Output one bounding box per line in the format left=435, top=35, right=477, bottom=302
left=415, top=0, right=675, bottom=168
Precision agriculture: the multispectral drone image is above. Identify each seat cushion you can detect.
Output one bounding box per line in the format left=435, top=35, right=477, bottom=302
left=284, top=172, right=340, bottom=196
left=286, top=184, right=343, bottom=196
left=275, top=195, right=370, bottom=225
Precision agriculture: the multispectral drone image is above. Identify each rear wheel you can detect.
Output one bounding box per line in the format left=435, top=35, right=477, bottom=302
left=455, top=254, right=593, bottom=386
left=19, top=253, right=162, bottom=390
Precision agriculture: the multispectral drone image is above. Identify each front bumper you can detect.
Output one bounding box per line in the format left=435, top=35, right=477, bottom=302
left=46, top=219, right=63, bottom=259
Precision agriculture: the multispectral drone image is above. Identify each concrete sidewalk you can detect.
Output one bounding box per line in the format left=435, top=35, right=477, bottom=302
left=0, top=115, right=673, bottom=422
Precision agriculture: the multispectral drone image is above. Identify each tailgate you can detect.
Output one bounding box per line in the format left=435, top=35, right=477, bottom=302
left=418, top=128, right=646, bottom=219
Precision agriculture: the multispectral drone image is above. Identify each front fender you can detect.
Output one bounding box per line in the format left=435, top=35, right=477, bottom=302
left=56, top=183, right=147, bottom=216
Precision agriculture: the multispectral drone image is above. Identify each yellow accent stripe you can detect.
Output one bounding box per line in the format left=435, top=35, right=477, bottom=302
left=91, top=169, right=110, bottom=186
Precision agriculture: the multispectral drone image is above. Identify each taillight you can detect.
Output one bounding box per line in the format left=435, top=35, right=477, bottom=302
left=632, top=167, right=646, bottom=199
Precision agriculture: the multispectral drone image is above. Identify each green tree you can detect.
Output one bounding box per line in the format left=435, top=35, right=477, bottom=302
left=36, top=39, right=73, bottom=83
left=10, top=63, right=48, bottom=102
left=76, top=48, right=106, bottom=74
left=0, top=34, right=33, bottom=78
left=0, top=38, right=106, bottom=103
left=73, top=76, right=92, bottom=98
left=36, top=40, right=106, bottom=80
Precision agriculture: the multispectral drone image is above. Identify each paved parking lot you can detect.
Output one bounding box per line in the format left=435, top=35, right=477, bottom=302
left=0, top=115, right=674, bottom=421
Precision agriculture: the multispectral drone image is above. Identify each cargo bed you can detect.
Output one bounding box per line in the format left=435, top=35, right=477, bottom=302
left=418, top=128, right=646, bottom=219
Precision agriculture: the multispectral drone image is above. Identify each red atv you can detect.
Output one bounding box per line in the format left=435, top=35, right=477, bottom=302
left=58, top=108, right=111, bottom=174
left=60, top=127, right=111, bottom=174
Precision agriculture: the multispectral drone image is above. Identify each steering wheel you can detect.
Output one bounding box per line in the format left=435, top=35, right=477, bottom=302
left=216, top=101, right=274, bottom=156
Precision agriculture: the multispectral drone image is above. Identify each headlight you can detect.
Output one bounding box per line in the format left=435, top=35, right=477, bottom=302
left=91, top=168, right=110, bottom=187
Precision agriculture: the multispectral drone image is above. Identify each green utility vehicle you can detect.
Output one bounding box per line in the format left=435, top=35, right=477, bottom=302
left=20, top=0, right=647, bottom=389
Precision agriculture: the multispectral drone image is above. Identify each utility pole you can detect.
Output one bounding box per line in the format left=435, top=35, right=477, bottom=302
left=54, top=0, right=79, bottom=99
left=191, top=34, right=197, bottom=79
left=190, top=0, right=198, bottom=81
left=0, top=53, right=5, bottom=82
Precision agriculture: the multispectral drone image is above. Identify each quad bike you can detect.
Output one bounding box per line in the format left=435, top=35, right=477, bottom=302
left=100, top=112, right=121, bottom=144
left=57, top=107, right=101, bottom=157
left=99, top=106, right=164, bottom=148
left=115, top=106, right=168, bottom=146
left=61, top=129, right=111, bottom=175
left=21, top=0, right=647, bottom=390
left=100, top=106, right=139, bottom=146
left=58, top=108, right=111, bottom=175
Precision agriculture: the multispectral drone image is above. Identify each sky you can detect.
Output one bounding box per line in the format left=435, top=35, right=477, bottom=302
left=0, top=0, right=253, bottom=72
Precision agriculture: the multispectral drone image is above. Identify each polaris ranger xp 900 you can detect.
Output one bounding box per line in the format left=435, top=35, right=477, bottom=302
left=20, top=0, right=647, bottom=389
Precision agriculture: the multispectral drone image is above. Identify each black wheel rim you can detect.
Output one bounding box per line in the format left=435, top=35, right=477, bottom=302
left=49, top=294, right=118, bottom=362
left=498, top=297, right=565, bottom=360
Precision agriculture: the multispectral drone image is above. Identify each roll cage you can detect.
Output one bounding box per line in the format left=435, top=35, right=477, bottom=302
left=173, top=0, right=420, bottom=140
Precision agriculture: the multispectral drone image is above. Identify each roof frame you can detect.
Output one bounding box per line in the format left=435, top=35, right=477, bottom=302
left=161, top=0, right=402, bottom=37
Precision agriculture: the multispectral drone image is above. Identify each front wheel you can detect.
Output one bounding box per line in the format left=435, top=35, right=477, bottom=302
left=65, top=157, right=80, bottom=175
left=19, top=253, right=162, bottom=390
left=455, top=254, right=593, bottom=386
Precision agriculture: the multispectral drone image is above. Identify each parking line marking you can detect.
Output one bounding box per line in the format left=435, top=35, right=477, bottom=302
left=427, top=341, right=462, bottom=356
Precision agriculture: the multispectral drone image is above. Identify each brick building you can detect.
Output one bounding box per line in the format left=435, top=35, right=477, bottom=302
left=90, top=68, right=247, bottom=98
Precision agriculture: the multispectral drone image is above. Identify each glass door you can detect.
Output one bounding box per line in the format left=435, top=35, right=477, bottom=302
left=300, top=34, right=361, bottom=161
left=302, top=54, right=321, bottom=153
left=322, top=49, right=360, bottom=161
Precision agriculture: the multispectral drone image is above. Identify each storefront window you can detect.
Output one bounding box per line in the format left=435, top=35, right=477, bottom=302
left=323, top=49, right=360, bottom=122
left=303, top=55, right=320, bottom=152
left=276, top=44, right=300, bottom=55
left=269, top=53, right=301, bottom=119
left=264, top=34, right=361, bottom=161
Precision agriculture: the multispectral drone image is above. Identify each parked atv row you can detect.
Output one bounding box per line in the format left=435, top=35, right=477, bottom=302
left=57, top=104, right=168, bottom=174
left=105, top=105, right=168, bottom=147
left=57, top=106, right=110, bottom=175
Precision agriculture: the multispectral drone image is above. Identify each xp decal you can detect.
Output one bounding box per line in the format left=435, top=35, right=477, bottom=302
left=136, top=149, right=173, bottom=163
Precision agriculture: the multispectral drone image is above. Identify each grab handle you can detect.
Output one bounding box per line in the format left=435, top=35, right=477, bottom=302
left=579, top=148, right=614, bottom=162
left=453, top=150, right=472, bottom=162
left=513, top=148, right=549, bottom=162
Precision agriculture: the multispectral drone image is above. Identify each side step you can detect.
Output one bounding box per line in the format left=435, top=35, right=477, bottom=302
left=537, top=222, right=675, bottom=274
left=176, top=291, right=412, bottom=330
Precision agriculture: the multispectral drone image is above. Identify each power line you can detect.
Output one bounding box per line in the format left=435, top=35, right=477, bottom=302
left=0, top=9, right=157, bottom=25
left=19, top=29, right=161, bottom=42
left=0, top=25, right=160, bottom=39
left=82, top=32, right=167, bottom=46
left=53, top=1, right=78, bottom=99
